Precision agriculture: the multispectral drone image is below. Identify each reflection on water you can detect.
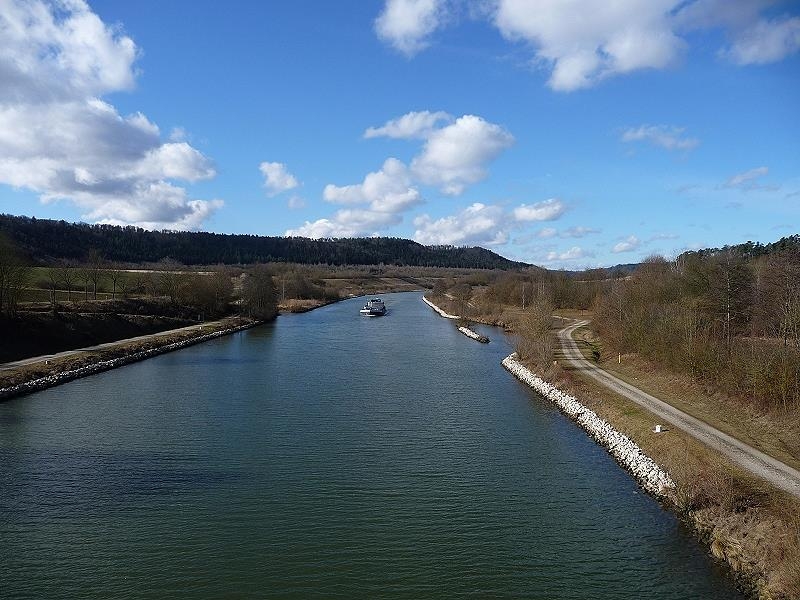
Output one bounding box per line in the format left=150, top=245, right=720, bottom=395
left=0, top=292, right=741, bottom=599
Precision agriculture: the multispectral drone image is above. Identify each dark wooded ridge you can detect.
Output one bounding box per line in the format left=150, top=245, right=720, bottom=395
left=0, top=214, right=525, bottom=269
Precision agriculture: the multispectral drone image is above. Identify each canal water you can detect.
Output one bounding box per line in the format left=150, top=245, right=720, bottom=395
left=0, top=292, right=741, bottom=599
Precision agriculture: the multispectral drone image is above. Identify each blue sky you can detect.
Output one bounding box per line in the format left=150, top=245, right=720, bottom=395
left=0, top=0, right=798, bottom=268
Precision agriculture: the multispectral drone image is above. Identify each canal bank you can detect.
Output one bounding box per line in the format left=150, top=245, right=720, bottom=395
left=0, top=291, right=743, bottom=599
left=422, top=294, right=798, bottom=599
left=0, top=317, right=261, bottom=401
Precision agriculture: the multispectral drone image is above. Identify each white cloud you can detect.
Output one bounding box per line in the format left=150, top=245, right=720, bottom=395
left=413, top=203, right=508, bottom=246
left=169, top=127, right=188, bottom=142
left=410, top=115, right=514, bottom=195
left=621, top=125, right=699, bottom=151
left=296, top=110, right=515, bottom=241
left=648, top=232, right=679, bottom=241
left=287, top=196, right=306, bottom=210
left=374, top=1, right=799, bottom=90
left=375, top=0, right=446, bottom=56
left=546, top=246, right=594, bottom=261
left=512, top=198, right=565, bottom=222
left=674, top=1, right=800, bottom=64
left=493, top=0, right=683, bottom=91
left=286, top=209, right=401, bottom=239
left=723, top=166, right=770, bottom=190
left=561, top=226, right=600, bottom=238
left=0, top=0, right=221, bottom=230
left=725, top=17, right=800, bottom=64
left=323, top=158, right=422, bottom=213
left=138, top=143, right=216, bottom=182
left=612, top=235, right=641, bottom=253
left=536, top=227, right=557, bottom=239
left=364, top=110, right=452, bottom=139
left=259, top=161, right=300, bottom=196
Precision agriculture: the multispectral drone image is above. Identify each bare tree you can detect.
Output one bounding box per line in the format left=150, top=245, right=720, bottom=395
left=451, top=283, right=472, bottom=317
left=60, top=264, right=78, bottom=302
left=86, top=248, right=103, bottom=300
left=157, top=259, right=186, bottom=304
left=0, top=235, right=30, bottom=317
left=515, top=295, right=555, bottom=367
left=242, top=265, right=277, bottom=319
left=45, top=266, right=60, bottom=309
left=107, top=262, right=124, bottom=300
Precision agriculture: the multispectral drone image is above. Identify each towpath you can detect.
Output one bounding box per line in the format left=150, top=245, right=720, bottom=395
left=558, top=319, right=800, bottom=498
left=0, top=322, right=210, bottom=372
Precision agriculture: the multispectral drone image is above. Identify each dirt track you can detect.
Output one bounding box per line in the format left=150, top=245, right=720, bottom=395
left=0, top=322, right=208, bottom=372
left=559, top=319, right=800, bottom=498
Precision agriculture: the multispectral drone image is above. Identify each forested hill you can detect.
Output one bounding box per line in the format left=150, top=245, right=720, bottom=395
left=679, top=234, right=800, bottom=260
left=0, top=214, right=526, bottom=269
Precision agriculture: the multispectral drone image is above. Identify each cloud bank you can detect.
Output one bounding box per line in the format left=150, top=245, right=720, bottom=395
left=375, top=0, right=800, bottom=90
left=0, top=0, right=220, bottom=229
left=289, top=111, right=516, bottom=238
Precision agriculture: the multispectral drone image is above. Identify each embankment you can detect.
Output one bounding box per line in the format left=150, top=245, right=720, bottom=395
left=422, top=295, right=459, bottom=319
left=0, top=320, right=259, bottom=402
left=458, top=326, right=489, bottom=343
left=502, top=353, right=675, bottom=499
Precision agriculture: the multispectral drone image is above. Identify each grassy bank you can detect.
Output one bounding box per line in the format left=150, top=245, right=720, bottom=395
left=0, top=315, right=258, bottom=398
left=547, top=344, right=800, bottom=599
left=427, top=291, right=800, bottom=598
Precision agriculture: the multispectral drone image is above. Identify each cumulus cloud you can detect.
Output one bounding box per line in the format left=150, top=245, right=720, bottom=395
left=674, top=1, right=800, bottom=64
left=724, top=17, right=800, bottom=64
left=512, top=198, right=565, bottom=222
left=0, top=0, right=221, bottom=229
left=621, top=125, right=700, bottom=151
left=323, top=158, right=422, bottom=213
left=290, top=158, right=420, bottom=237
left=413, top=203, right=509, bottom=246
left=285, top=209, right=401, bottom=239
left=612, top=235, right=641, bottom=253
left=546, top=246, right=594, bottom=261
left=410, top=115, right=514, bottom=195
left=287, top=196, right=306, bottom=210
left=375, top=0, right=446, bottom=56
left=536, top=227, right=557, bottom=239
left=374, top=0, right=799, bottom=90
left=259, top=161, right=300, bottom=196
left=364, top=110, right=452, bottom=139
left=291, top=111, right=514, bottom=240
left=493, top=0, right=683, bottom=91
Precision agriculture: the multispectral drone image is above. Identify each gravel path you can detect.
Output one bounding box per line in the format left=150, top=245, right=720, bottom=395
left=0, top=322, right=209, bottom=371
left=559, top=319, right=800, bottom=498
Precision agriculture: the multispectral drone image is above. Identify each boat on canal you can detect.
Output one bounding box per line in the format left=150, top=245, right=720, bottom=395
left=359, top=298, right=386, bottom=316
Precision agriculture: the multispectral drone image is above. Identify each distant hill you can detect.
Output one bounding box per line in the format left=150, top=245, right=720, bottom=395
left=0, top=214, right=527, bottom=270
left=679, top=234, right=800, bottom=260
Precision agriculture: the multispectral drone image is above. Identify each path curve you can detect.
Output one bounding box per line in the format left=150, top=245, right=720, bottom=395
left=559, top=319, right=800, bottom=498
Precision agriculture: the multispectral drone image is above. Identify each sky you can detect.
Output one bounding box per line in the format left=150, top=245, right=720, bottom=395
left=0, top=0, right=798, bottom=269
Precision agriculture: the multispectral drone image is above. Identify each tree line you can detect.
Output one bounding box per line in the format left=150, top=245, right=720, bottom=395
left=593, top=248, right=800, bottom=412
left=425, top=237, right=800, bottom=413
left=0, top=214, right=524, bottom=269
left=0, top=233, right=282, bottom=321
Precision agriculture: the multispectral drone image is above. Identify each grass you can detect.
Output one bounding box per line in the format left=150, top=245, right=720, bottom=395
left=571, top=325, right=800, bottom=473
left=546, top=322, right=800, bottom=599
left=0, top=315, right=254, bottom=391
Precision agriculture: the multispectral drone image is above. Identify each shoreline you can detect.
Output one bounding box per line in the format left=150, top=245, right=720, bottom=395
left=421, top=294, right=766, bottom=598
left=0, top=290, right=420, bottom=402
left=502, top=353, right=676, bottom=499
left=422, top=295, right=459, bottom=319
left=0, top=320, right=261, bottom=402
left=458, top=325, right=489, bottom=343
